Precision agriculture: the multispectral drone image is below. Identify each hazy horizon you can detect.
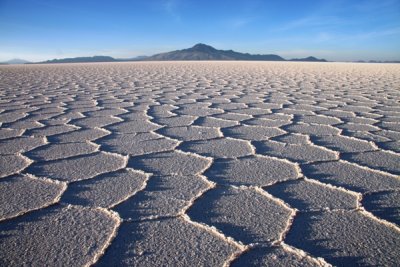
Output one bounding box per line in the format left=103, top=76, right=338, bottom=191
left=1, top=0, right=399, bottom=62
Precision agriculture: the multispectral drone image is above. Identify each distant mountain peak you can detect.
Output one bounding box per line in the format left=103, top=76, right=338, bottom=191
left=40, top=55, right=116, bottom=64
left=26, top=44, right=329, bottom=63
left=4, top=58, right=31, bottom=64
left=290, top=56, right=327, bottom=62
left=146, top=43, right=286, bottom=61
left=189, top=43, right=217, bottom=52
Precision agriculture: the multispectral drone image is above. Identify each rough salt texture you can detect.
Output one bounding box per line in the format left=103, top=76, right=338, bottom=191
left=114, top=174, right=210, bottom=220
left=188, top=187, right=293, bottom=244
left=205, top=155, right=299, bottom=186
left=0, top=205, right=119, bottom=266
left=61, top=169, right=148, bottom=208
left=0, top=154, right=31, bottom=178
left=26, top=152, right=126, bottom=182
left=0, top=175, right=66, bottom=220
left=286, top=211, right=400, bottom=266
left=231, top=245, right=319, bottom=267
left=362, top=190, right=400, bottom=226
left=97, top=217, right=239, bottom=267
left=0, top=62, right=399, bottom=266
left=26, top=142, right=99, bottom=161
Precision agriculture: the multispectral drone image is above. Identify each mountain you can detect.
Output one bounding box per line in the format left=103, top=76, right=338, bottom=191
left=290, top=56, right=327, bottom=62
left=29, top=44, right=328, bottom=63
left=367, top=60, right=400, bottom=63
left=3, top=58, right=31, bottom=64
left=119, top=55, right=149, bottom=61
left=145, top=43, right=285, bottom=61
left=40, top=56, right=116, bottom=64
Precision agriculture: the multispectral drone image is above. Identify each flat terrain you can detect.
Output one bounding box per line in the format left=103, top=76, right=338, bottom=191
left=0, top=61, right=399, bottom=266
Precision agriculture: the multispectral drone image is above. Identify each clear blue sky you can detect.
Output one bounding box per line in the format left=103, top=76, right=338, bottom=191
left=1, top=0, right=399, bottom=61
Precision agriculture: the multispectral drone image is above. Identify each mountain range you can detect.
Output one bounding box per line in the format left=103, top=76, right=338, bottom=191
left=144, top=43, right=289, bottom=61
left=41, top=56, right=116, bottom=64
left=2, top=44, right=330, bottom=64
left=1, top=58, right=31, bottom=64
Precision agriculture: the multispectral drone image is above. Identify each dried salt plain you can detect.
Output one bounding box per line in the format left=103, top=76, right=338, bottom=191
left=0, top=61, right=399, bottom=266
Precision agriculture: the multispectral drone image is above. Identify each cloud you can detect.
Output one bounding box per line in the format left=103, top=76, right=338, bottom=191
left=225, top=17, right=254, bottom=29
left=313, top=26, right=400, bottom=44
left=352, top=0, right=400, bottom=12
left=351, top=27, right=400, bottom=40
left=163, top=0, right=181, bottom=22
left=274, top=15, right=347, bottom=32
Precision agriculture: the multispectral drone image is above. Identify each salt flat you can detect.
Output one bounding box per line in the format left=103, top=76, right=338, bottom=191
left=0, top=61, right=399, bottom=266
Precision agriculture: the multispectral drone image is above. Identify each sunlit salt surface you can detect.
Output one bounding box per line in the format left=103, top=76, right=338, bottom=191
left=0, top=61, right=399, bottom=266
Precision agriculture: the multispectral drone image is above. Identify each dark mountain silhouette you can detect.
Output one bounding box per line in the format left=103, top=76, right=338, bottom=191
left=145, top=43, right=285, bottom=61
left=31, top=44, right=330, bottom=63
left=290, top=56, right=327, bottom=62
left=367, top=60, right=400, bottom=63
left=40, top=56, right=116, bottom=64
left=118, top=55, right=149, bottom=61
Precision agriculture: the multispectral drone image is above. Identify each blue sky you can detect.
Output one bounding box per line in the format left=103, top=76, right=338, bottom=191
left=0, top=0, right=399, bottom=61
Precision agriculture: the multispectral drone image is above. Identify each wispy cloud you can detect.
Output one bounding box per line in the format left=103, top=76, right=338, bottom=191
left=163, top=0, right=181, bottom=22
left=312, top=26, right=400, bottom=43
left=224, top=17, right=255, bottom=29
left=350, top=27, right=400, bottom=40
left=352, top=0, right=400, bottom=12
left=274, top=15, right=347, bottom=32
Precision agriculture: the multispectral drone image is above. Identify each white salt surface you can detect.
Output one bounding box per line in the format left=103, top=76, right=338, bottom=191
left=0, top=61, right=399, bottom=266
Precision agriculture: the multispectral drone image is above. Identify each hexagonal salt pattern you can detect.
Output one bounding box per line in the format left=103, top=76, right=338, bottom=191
left=1, top=62, right=399, bottom=266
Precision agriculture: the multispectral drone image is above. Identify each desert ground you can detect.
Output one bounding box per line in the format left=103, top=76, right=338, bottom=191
left=0, top=61, right=399, bottom=266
